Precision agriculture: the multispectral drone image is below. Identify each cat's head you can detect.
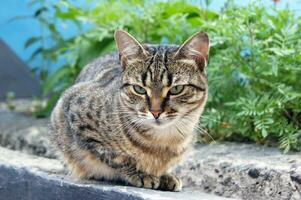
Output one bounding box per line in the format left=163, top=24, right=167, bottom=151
left=115, top=30, right=209, bottom=129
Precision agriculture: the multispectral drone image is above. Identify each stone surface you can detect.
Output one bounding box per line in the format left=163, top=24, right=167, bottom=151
left=174, top=143, right=301, bottom=200
left=0, top=147, right=231, bottom=200
left=0, top=111, right=55, bottom=158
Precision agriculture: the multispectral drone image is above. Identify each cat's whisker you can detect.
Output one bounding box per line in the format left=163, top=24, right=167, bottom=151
left=109, top=117, right=143, bottom=133
left=199, top=115, right=220, bottom=123
left=180, top=114, right=216, bottom=144
left=175, top=121, right=188, bottom=140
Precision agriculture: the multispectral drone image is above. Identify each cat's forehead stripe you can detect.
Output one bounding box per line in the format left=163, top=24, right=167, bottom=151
left=142, top=56, right=155, bottom=86
left=139, top=44, right=205, bottom=89
left=143, top=47, right=174, bottom=87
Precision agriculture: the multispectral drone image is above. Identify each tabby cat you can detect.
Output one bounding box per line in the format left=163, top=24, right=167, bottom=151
left=49, top=30, right=209, bottom=191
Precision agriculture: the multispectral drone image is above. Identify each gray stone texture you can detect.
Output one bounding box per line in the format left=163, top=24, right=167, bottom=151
left=0, top=147, right=231, bottom=200
left=174, top=143, right=301, bottom=200
left=0, top=111, right=55, bottom=158
left=0, top=39, right=40, bottom=100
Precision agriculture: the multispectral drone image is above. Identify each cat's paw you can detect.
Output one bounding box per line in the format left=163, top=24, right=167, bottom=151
left=159, top=174, right=182, bottom=192
left=128, top=174, right=160, bottom=189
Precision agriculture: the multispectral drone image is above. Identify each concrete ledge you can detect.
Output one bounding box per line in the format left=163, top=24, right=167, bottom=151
left=0, top=147, right=231, bottom=200
left=175, top=143, right=301, bottom=199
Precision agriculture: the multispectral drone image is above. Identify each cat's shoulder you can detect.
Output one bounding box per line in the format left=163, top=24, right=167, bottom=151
left=75, top=52, right=121, bottom=83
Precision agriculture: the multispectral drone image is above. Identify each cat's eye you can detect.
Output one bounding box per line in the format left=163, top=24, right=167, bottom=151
left=170, top=85, right=185, bottom=95
left=133, top=85, right=147, bottom=95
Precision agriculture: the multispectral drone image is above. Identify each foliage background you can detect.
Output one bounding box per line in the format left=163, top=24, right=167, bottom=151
left=26, top=0, right=301, bottom=152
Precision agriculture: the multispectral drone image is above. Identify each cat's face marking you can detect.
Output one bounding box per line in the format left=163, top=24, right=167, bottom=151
left=115, top=30, right=209, bottom=129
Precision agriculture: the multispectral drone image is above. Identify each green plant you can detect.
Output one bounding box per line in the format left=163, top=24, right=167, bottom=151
left=200, top=4, right=301, bottom=152
left=26, top=0, right=301, bottom=152
left=6, top=92, right=16, bottom=111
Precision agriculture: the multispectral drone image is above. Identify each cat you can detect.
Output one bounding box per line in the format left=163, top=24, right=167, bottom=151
left=49, top=30, right=209, bottom=191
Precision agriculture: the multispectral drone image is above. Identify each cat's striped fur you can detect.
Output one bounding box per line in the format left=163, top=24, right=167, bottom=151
left=49, top=30, right=209, bottom=191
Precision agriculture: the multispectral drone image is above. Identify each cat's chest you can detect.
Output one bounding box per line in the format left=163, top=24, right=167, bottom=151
left=125, top=128, right=194, bottom=176
left=134, top=146, right=186, bottom=176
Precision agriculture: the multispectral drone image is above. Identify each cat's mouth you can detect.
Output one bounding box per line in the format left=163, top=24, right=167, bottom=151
left=136, top=111, right=178, bottom=128
left=154, top=119, right=161, bottom=125
left=146, top=117, right=175, bottom=128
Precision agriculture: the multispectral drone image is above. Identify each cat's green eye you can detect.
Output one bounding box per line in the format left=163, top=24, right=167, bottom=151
left=170, top=85, right=185, bottom=95
left=133, top=85, right=147, bottom=95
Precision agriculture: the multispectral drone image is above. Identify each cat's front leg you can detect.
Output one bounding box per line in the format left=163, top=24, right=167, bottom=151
left=92, top=150, right=181, bottom=191
left=92, top=152, right=160, bottom=190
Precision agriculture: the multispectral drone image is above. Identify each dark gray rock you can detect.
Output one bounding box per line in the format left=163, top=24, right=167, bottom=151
left=247, top=168, right=260, bottom=179
left=0, top=147, right=232, bottom=200
left=0, top=39, right=40, bottom=100
left=0, top=111, right=54, bottom=158
left=291, top=172, right=301, bottom=184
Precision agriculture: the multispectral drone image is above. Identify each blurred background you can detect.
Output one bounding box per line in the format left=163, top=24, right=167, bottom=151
left=0, top=0, right=300, bottom=152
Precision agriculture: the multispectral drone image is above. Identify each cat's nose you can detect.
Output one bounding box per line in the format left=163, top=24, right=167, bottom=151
left=150, top=109, right=162, bottom=119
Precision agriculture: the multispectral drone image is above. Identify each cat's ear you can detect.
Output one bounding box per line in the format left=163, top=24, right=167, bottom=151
left=114, top=30, right=148, bottom=68
left=175, top=32, right=210, bottom=70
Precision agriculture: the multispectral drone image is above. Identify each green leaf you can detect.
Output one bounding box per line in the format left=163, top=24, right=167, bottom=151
left=42, top=66, right=73, bottom=95
left=24, top=37, right=41, bottom=49
left=27, top=47, right=43, bottom=61
left=261, top=128, right=268, bottom=138
left=34, top=7, right=48, bottom=18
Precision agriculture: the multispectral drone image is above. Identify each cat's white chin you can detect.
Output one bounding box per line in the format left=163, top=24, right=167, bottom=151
left=137, top=112, right=180, bottom=129
left=145, top=118, right=176, bottom=129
